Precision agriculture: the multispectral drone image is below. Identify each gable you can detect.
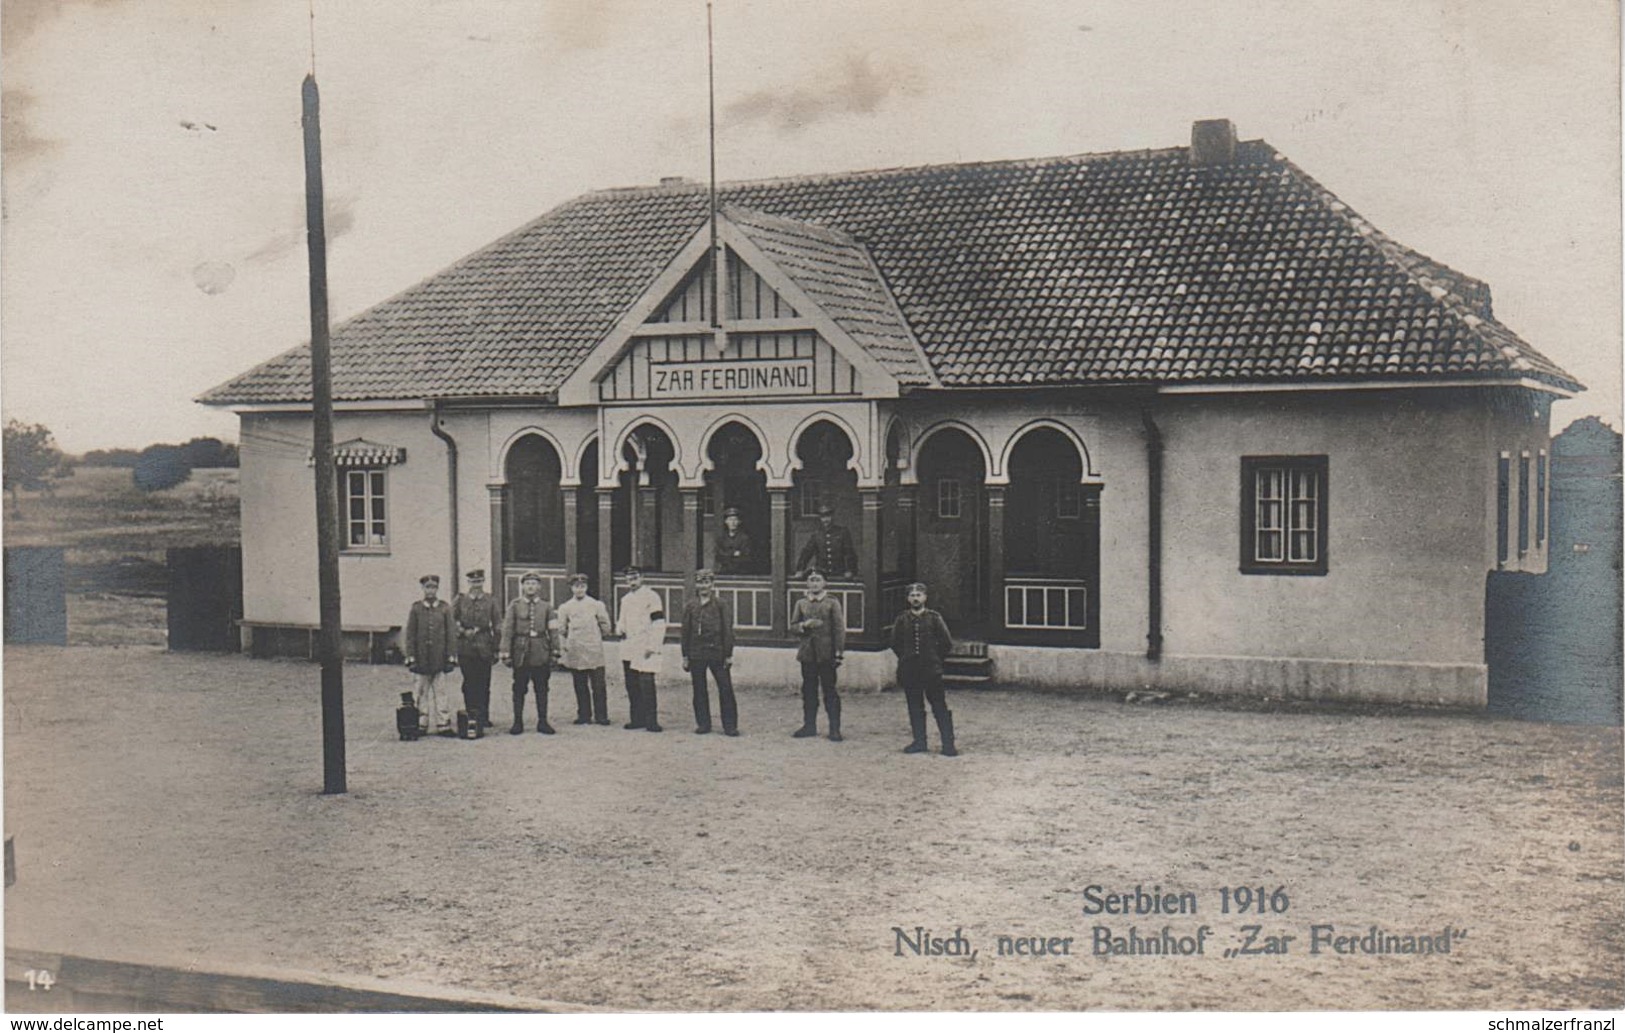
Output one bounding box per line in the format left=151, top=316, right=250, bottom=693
left=559, top=209, right=926, bottom=406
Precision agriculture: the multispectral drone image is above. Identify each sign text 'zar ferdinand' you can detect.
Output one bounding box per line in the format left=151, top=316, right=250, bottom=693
left=650, top=357, right=814, bottom=399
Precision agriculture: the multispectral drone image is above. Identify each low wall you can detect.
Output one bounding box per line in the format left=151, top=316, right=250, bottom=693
left=988, top=646, right=1486, bottom=707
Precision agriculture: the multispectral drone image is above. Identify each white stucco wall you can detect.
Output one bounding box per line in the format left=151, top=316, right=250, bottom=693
left=235, top=385, right=1553, bottom=703
left=240, top=409, right=460, bottom=630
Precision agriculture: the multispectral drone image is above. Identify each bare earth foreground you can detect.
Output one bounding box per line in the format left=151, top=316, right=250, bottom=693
left=4, top=646, right=1621, bottom=1012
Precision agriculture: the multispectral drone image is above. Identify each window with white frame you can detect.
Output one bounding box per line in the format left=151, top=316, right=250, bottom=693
left=1240, top=456, right=1326, bottom=575
left=1055, top=479, right=1082, bottom=520
left=342, top=468, right=389, bottom=551
left=937, top=477, right=962, bottom=519
left=797, top=476, right=823, bottom=518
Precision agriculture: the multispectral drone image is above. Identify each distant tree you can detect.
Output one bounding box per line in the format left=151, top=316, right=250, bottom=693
left=2, top=420, right=73, bottom=513
left=177, top=436, right=239, bottom=469
left=80, top=447, right=142, bottom=468
left=133, top=445, right=191, bottom=492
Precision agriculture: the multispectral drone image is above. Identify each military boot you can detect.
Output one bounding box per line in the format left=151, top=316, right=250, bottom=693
left=903, top=707, right=928, bottom=753
left=509, top=690, right=525, bottom=735
left=937, top=709, right=958, bottom=757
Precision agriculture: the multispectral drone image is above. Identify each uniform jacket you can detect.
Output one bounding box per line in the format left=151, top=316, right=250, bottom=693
left=714, top=529, right=754, bottom=574
left=889, top=607, right=954, bottom=674
left=791, top=594, right=846, bottom=664
left=681, top=593, right=734, bottom=661
left=405, top=598, right=456, bottom=672
left=557, top=595, right=612, bottom=670
left=500, top=595, right=559, bottom=668
left=796, top=523, right=857, bottom=577
left=451, top=590, right=501, bottom=661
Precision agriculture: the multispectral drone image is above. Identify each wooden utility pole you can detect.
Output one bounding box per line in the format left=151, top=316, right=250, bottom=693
left=303, top=72, right=346, bottom=794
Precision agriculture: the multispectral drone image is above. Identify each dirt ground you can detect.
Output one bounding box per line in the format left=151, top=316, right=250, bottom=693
left=4, top=645, right=1621, bottom=1012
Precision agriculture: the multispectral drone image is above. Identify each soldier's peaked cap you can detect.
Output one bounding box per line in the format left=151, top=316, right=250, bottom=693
left=569, top=572, right=589, bottom=585
left=519, top=570, right=543, bottom=584
left=907, top=582, right=929, bottom=593
left=419, top=574, right=440, bottom=586
left=465, top=569, right=485, bottom=580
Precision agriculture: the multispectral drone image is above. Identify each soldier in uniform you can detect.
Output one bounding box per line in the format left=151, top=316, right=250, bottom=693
left=616, top=566, right=665, bottom=732
left=714, top=506, right=754, bottom=575
left=499, top=570, right=560, bottom=735
left=889, top=581, right=957, bottom=756
left=795, top=502, right=857, bottom=579
left=557, top=573, right=613, bottom=725
left=452, top=568, right=501, bottom=731
left=789, top=569, right=845, bottom=741
left=681, top=568, right=738, bottom=735
left=404, top=574, right=457, bottom=736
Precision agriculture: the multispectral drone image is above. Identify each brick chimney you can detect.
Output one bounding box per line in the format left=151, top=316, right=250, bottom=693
left=1190, top=119, right=1237, bottom=167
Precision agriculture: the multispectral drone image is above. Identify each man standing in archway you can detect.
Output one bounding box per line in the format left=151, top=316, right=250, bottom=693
left=714, top=506, right=754, bottom=575
left=796, top=502, right=856, bottom=579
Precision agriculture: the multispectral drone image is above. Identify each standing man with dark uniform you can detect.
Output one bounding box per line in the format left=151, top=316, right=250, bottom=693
left=890, top=581, right=957, bottom=756
left=405, top=574, right=458, bottom=736
left=499, top=570, right=559, bottom=735
left=681, top=569, right=738, bottom=735
left=795, top=502, right=857, bottom=579
left=714, top=506, right=754, bottom=575
left=789, top=570, right=845, bottom=741
left=452, top=568, right=501, bottom=731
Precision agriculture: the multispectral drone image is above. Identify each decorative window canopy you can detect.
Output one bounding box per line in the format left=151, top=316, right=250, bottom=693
left=309, top=438, right=408, bottom=468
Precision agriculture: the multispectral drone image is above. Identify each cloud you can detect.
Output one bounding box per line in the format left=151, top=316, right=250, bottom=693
left=540, top=0, right=634, bottom=52
left=1, top=0, right=126, bottom=58
left=243, top=194, right=359, bottom=266
left=724, top=52, right=923, bottom=133
left=1, top=87, right=58, bottom=163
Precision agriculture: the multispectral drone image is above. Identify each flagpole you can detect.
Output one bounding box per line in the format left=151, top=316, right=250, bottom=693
left=707, top=1, right=721, bottom=331
left=303, top=70, right=347, bottom=795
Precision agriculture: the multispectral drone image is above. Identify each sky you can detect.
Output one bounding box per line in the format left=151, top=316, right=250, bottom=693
left=1, top=0, right=1619, bottom=453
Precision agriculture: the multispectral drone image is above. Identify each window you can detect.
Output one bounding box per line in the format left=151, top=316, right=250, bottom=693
left=1240, top=456, right=1327, bottom=575
left=343, top=468, right=388, bottom=551
left=1536, top=451, right=1548, bottom=546
left=1055, top=480, right=1082, bottom=520
left=798, top=477, right=823, bottom=518
left=1496, top=454, right=1510, bottom=567
left=1517, top=452, right=1530, bottom=557
left=937, top=477, right=962, bottom=519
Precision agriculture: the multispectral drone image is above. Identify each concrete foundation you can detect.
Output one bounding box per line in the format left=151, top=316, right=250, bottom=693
left=988, top=645, right=1486, bottom=707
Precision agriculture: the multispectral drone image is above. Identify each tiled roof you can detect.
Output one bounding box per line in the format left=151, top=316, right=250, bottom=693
left=200, top=139, right=1581, bottom=404
left=725, top=205, right=935, bottom=386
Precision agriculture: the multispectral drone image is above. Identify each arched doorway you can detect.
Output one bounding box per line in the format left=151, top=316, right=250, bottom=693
left=915, top=427, right=987, bottom=631
left=791, top=420, right=861, bottom=580
left=703, top=422, right=768, bottom=575
left=1004, top=427, right=1099, bottom=642
left=505, top=435, right=564, bottom=567
left=613, top=424, right=680, bottom=574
